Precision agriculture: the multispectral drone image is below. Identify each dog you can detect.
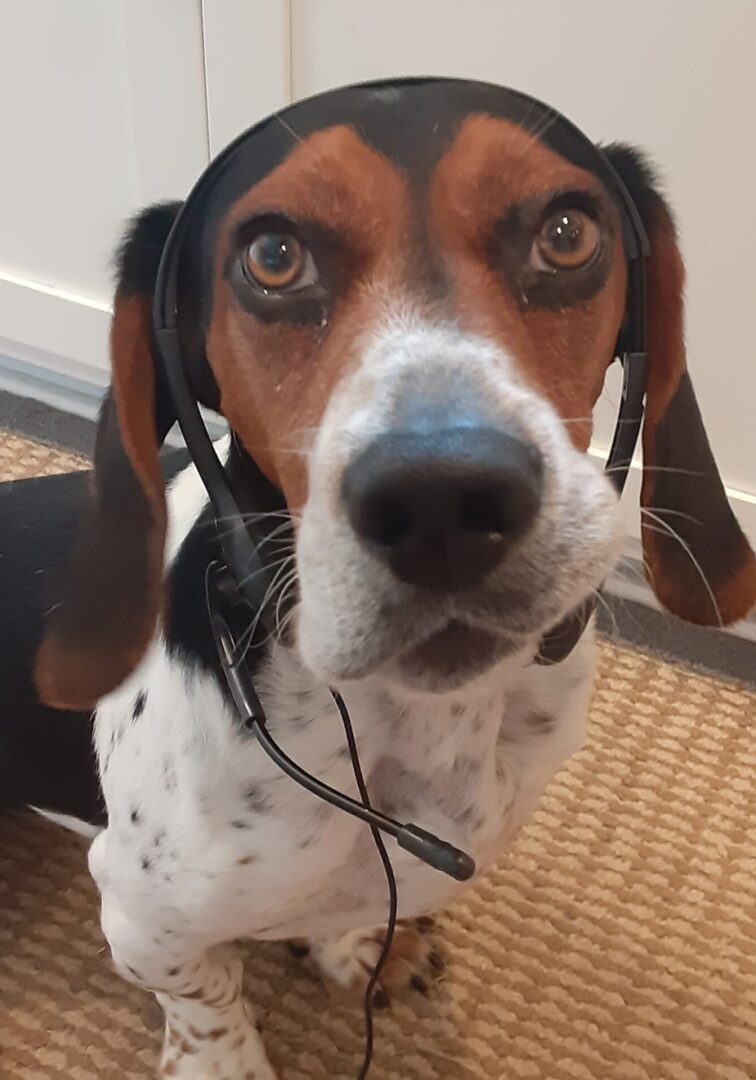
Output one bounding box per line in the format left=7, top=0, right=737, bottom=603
left=2, top=80, right=755, bottom=1079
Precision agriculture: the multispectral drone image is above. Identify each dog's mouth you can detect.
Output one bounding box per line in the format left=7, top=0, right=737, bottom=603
left=394, top=618, right=515, bottom=686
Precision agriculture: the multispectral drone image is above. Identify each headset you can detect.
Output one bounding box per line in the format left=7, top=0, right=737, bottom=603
left=152, top=77, right=649, bottom=1078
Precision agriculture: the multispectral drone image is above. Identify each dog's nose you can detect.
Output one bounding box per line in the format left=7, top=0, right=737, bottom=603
left=342, top=427, right=543, bottom=591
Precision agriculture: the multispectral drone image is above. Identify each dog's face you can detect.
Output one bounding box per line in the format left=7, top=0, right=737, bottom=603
left=35, top=81, right=756, bottom=708
left=208, top=116, right=626, bottom=691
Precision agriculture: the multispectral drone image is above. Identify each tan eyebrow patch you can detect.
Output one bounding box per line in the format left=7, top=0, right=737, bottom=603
left=222, top=124, right=410, bottom=263
left=427, top=114, right=627, bottom=448
left=206, top=125, right=412, bottom=508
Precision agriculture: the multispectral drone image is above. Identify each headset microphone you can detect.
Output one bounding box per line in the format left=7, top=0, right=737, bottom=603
left=209, top=570, right=476, bottom=882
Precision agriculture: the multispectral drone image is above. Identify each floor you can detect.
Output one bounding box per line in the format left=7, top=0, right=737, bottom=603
left=1, top=425, right=755, bottom=1080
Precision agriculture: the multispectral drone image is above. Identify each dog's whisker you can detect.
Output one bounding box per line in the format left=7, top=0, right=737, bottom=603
left=232, top=553, right=294, bottom=596
left=277, top=593, right=301, bottom=637
left=213, top=510, right=299, bottom=545
left=515, top=106, right=560, bottom=157
left=236, top=558, right=298, bottom=661
left=273, top=112, right=304, bottom=145
left=273, top=577, right=300, bottom=641
left=640, top=511, right=723, bottom=627
left=212, top=510, right=294, bottom=526
left=254, top=521, right=297, bottom=551
left=241, top=573, right=299, bottom=657
left=591, top=588, right=619, bottom=639
left=604, top=464, right=706, bottom=478
left=618, top=558, right=652, bottom=591
left=605, top=591, right=647, bottom=638
left=641, top=506, right=703, bottom=528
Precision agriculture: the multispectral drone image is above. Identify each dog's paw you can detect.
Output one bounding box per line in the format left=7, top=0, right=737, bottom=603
left=295, top=917, right=443, bottom=1006
left=160, top=1022, right=278, bottom=1079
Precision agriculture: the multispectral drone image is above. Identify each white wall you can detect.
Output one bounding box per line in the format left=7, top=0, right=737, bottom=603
left=0, top=0, right=209, bottom=396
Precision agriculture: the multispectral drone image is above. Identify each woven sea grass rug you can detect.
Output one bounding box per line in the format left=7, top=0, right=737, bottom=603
left=1, top=429, right=754, bottom=1079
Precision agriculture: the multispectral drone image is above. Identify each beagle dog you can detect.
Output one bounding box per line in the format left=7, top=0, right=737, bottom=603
left=2, top=80, right=755, bottom=1080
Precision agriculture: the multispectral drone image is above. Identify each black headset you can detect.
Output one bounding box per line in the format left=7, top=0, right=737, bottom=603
left=152, top=77, right=649, bottom=1078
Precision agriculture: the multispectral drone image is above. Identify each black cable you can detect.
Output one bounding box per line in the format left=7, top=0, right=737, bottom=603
left=208, top=578, right=468, bottom=1077
left=331, top=690, right=398, bottom=1080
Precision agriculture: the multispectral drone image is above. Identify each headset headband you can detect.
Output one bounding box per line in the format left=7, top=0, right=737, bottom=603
left=153, top=76, right=649, bottom=633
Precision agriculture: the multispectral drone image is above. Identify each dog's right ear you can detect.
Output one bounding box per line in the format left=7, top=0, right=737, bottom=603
left=35, top=203, right=182, bottom=710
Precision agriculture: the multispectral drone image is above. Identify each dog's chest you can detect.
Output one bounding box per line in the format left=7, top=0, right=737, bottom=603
left=94, top=641, right=586, bottom=942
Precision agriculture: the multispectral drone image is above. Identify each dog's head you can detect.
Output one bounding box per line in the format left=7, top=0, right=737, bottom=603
left=36, top=80, right=756, bottom=707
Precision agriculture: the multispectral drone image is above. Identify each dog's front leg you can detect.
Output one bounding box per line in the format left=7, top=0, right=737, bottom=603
left=91, top=838, right=276, bottom=1080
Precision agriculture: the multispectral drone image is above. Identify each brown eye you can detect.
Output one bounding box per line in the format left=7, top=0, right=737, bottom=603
left=243, top=232, right=313, bottom=291
left=534, top=209, right=601, bottom=270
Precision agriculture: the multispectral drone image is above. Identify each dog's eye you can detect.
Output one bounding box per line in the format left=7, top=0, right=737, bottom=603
left=532, top=209, right=601, bottom=271
left=243, top=233, right=317, bottom=292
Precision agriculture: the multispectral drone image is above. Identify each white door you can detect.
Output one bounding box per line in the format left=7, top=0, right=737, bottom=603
left=0, top=0, right=210, bottom=406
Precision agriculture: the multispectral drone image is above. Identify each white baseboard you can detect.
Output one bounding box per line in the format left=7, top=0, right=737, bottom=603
left=0, top=350, right=226, bottom=447
left=0, top=271, right=111, bottom=377
left=0, top=350, right=107, bottom=421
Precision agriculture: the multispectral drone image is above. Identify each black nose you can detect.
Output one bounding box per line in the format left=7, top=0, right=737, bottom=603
left=342, top=427, right=543, bottom=591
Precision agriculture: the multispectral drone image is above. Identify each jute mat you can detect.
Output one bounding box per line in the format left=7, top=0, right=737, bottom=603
left=1, top=430, right=754, bottom=1080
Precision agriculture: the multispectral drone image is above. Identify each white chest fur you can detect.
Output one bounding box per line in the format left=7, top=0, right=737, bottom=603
left=90, top=629, right=593, bottom=945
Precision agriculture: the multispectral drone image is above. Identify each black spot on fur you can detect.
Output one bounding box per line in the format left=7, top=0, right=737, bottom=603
left=526, top=711, right=557, bottom=734
left=103, top=731, right=116, bottom=774
left=130, top=808, right=140, bottom=825
left=153, top=829, right=166, bottom=849
left=141, top=856, right=151, bottom=872
left=132, top=690, right=147, bottom=720
left=453, top=755, right=480, bottom=780
left=245, top=785, right=273, bottom=814
left=163, top=758, right=177, bottom=792
left=288, top=942, right=310, bottom=959
left=231, top=819, right=252, bottom=830
left=451, top=702, right=466, bottom=717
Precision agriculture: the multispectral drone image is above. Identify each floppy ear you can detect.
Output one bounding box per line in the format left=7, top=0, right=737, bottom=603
left=35, top=203, right=182, bottom=709
left=603, top=145, right=756, bottom=626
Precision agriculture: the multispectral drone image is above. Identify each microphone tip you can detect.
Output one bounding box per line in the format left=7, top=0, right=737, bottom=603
left=397, top=824, right=476, bottom=882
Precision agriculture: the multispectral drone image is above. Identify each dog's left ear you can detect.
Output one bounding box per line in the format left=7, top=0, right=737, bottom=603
left=35, top=203, right=182, bottom=710
left=603, top=145, right=756, bottom=626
